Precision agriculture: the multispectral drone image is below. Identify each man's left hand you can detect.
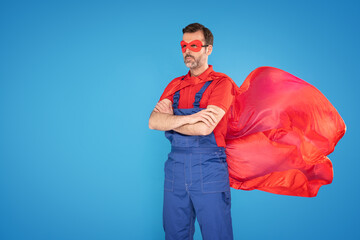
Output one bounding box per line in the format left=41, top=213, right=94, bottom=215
left=154, top=99, right=173, bottom=115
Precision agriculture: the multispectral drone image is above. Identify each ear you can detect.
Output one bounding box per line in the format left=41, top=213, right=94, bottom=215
left=206, top=45, right=213, bottom=56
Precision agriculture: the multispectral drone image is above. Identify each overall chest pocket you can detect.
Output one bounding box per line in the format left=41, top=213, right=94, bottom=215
left=200, top=151, right=230, bottom=193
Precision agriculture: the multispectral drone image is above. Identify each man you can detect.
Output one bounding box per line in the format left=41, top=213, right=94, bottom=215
left=149, top=23, right=236, bottom=240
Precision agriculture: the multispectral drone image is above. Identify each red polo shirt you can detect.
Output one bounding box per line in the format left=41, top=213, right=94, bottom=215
left=159, top=65, right=236, bottom=147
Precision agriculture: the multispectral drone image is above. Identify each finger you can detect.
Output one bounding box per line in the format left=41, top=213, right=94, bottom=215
left=159, top=102, right=169, bottom=111
left=157, top=103, right=167, bottom=112
left=167, top=103, right=174, bottom=112
left=207, top=109, right=219, bottom=124
left=154, top=106, right=160, bottom=112
left=199, top=115, right=212, bottom=127
left=203, top=114, right=215, bottom=126
left=200, top=111, right=216, bottom=125
left=165, top=101, right=172, bottom=109
left=155, top=104, right=167, bottom=113
left=204, top=108, right=219, bottom=116
left=205, top=112, right=217, bottom=125
left=158, top=101, right=166, bottom=107
left=168, top=104, right=173, bottom=111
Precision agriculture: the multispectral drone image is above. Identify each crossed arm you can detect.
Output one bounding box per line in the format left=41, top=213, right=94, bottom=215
left=148, top=99, right=226, bottom=136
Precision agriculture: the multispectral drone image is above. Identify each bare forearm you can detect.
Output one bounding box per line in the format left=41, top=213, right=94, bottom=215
left=149, top=100, right=223, bottom=135
left=173, top=105, right=225, bottom=136
left=173, top=122, right=211, bottom=136
left=148, top=111, right=190, bottom=131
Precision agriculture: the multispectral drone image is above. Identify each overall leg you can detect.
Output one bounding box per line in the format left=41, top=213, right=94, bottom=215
left=163, top=157, right=196, bottom=240
left=189, top=150, right=234, bottom=240
left=191, top=190, right=233, bottom=240
left=163, top=189, right=196, bottom=240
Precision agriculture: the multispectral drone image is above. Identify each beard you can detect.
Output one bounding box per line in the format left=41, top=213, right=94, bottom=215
left=184, top=53, right=206, bottom=69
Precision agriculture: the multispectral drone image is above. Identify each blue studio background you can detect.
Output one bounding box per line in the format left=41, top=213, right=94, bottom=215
left=1, top=0, right=359, bottom=239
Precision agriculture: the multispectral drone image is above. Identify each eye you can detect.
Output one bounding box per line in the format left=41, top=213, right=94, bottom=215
left=191, top=44, right=199, bottom=48
left=181, top=45, right=187, bottom=48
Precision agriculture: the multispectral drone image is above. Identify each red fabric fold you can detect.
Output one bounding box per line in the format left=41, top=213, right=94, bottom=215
left=225, top=66, right=346, bottom=197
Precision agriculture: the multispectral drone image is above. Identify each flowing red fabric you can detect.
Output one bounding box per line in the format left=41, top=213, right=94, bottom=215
left=226, top=66, right=346, bottom=197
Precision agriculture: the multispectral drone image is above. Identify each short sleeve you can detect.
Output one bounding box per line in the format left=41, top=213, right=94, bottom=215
left=159, top=91, right=173, bottom=103
left=207, top=77, right=235, bottom=112
left=158, top=76, right=183, bottom=103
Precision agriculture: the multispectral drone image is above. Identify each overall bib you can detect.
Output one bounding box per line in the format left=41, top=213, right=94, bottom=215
left=163, top=80, right=234, bottom=240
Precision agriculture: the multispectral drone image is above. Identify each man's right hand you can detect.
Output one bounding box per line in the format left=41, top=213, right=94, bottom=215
left=187, top=108, right=218, bottom=127
left=154, top=99, right=173, bottom=115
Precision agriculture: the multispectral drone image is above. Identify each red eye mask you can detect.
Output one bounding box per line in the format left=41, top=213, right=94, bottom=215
left=180, top=40, right=208, bottom=53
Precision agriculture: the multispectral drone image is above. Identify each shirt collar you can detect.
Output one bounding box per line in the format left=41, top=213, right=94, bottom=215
left=183, top=65, right=214, bottom=85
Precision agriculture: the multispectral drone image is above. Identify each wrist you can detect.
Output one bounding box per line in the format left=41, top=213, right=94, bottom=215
left=182, top=115, right=191, bottom=125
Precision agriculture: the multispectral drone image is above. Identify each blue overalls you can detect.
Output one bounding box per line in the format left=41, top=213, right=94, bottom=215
left=163, top=80, right=234, bottom=240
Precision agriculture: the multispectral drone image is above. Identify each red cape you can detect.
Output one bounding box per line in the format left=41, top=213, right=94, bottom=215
left=162, top=66, right=346, bottom=197
left=226, top=66, right=346, bottom=197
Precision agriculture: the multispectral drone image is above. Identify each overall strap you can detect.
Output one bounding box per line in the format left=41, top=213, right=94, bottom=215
left=193, top=80, right=213, bottom=108
left=172, top=77, right=184, bottom=109
left=172, top=90, right=180, bottom=109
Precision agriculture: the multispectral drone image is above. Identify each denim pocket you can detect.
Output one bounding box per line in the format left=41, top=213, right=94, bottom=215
left=222, top=190, right=231, bottom=205
left=164, top=155, right=175, bottom=192
left=200, top=152, right=230, bottom=193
